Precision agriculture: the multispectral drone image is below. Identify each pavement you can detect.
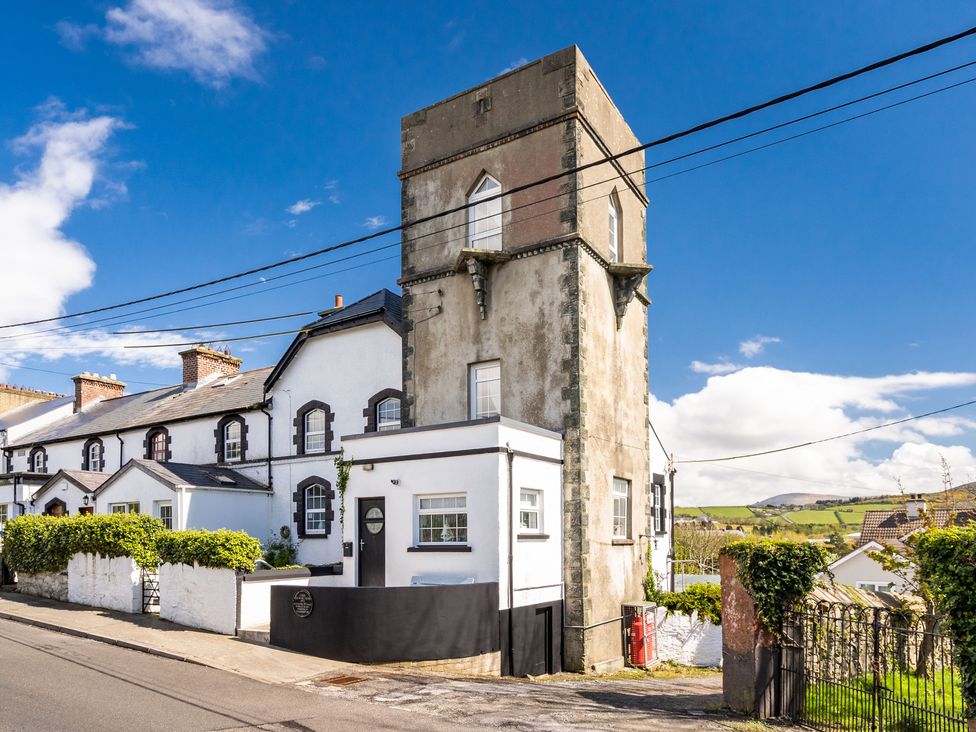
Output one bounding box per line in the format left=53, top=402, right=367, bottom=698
left=0, top=590, right=358, bottom=684
left=0, top=590, right=775, bottom=731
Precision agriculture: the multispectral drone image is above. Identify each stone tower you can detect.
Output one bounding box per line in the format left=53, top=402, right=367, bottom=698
left=398, top=47, right=651, bottom=671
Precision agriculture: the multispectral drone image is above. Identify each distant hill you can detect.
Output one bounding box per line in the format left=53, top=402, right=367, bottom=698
left=752, top=492, right=849, bottom=507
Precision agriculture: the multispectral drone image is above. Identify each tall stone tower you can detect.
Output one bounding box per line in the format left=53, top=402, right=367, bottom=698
left=399, top=47, right=651, bottom=671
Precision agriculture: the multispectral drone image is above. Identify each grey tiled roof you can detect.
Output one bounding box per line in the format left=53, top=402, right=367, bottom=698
left=130, top=459, right=268, bottom=491
left=302, top=289, right=402, bottom=332
left=9, top=368, right=272, bottom=448
left=0, top=397, right=73, bottom=430
left=33, top=469, right=110, bottom=499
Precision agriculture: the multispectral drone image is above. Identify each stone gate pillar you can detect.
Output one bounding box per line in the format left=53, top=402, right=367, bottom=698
left=720, top=554, right=778, bottom=718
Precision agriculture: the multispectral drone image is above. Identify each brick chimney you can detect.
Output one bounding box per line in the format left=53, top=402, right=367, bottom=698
left=72, top=372, right=126, bottom=413
left=179, top=346, right=242, bottom=386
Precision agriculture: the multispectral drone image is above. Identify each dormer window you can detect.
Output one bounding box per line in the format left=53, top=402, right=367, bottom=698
left=377, top=398, right=401, bottom=432
left=608, top=193, right=620, bottom=263
left=468, top=174, right=502, bottom=250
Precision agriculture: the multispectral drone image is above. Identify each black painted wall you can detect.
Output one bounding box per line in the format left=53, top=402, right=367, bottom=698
left=499, top=600, right=563, bottom=677
left=270, top=582, right=500, bottom=663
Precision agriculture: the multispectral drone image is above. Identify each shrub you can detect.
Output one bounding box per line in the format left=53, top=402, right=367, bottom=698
left=157, top=529, right=261, bottom=572
left=915, top=526, right=976, bottom=717
left=721, top=539, right=830, bottom=637
left=648, top=582, right=722, bottom=625
left=2, top=513, right=165, bottom=572
left=262, top=531, right=298, bottom=568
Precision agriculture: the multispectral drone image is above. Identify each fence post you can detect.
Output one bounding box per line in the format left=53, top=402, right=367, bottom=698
left=871, top=608, right=881, bottom=732
left=720, top=554, right=778, bottom=718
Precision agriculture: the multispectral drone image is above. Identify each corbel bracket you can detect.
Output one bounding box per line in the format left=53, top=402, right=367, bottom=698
left=608, top=262, right=653, bottom=327
left=455, top=248, right=511, bottom=319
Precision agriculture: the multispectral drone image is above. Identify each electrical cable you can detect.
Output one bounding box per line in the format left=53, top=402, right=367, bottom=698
left=107, top=310, right=315, bottom=335
left=4, top=25, right=974, bottom=330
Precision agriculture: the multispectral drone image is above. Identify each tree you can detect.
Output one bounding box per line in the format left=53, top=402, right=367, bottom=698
left=674, top=524, right=738, bottom=575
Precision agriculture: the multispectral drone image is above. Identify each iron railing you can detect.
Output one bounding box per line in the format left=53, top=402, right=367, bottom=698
left=780, top=600, right=965, bottom=732
left=141, top=569, right=160, bottom=614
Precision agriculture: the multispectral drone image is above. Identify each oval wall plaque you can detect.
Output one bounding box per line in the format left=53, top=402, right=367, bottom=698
left=292, top=589, right=314, bottom=618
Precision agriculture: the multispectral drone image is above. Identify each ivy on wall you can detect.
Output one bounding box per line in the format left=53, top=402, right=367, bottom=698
left=721, top=540, right=830, bottom=637
left=648, top=582, right=722, bottom=625
left=334, top=448, right=352, bottom=531
left=915, top=526, right=976, bottom=717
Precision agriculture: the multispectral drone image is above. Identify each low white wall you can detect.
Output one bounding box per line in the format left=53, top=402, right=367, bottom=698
left=159, top=563, right=239, bottom=635
left=654, top=607, right=723, bottom=667
left=67, top=553, right=142, bottom=614
left=17, top=571, right=68, bottom=602
left=238, top=575, right=311, bottom=630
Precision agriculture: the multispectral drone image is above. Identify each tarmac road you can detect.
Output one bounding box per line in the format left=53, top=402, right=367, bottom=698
left=0, top=617, right=477, bottom=732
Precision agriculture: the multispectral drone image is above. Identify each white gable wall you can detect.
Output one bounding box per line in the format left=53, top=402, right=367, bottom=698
left=29, top=476, right=92, bottom=516
left=94, top=469, right=175, bottom=520
left=829, top=544, right=912, bottom=593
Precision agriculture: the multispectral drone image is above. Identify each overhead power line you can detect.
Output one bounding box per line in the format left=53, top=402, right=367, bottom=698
left=0, top=360, right=169, bottom=387
left=108, top=310, right=315, bottom=335
left=675, top=397, right=976, bottom=465
left=124, top=328, right=310, bottom=349
left=3, top=24, right=975, bottom=332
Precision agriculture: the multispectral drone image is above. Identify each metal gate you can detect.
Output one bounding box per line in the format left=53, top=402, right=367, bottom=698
left=780, top=600, right=965, bottom=732
left=141, top=569, right=160, bottom=614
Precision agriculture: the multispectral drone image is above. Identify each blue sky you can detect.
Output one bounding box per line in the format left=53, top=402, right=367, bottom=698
left=1, top=1, right=974, bottom=502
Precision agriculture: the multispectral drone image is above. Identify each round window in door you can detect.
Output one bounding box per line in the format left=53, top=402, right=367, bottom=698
left=364, top=506, right=384, bottom=534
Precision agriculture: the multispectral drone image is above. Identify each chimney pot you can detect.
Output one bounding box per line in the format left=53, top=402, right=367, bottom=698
left=335, top=294, right=343, bottom=309
left=179, top=345, right=243, bottom=386
left=72, top=372, right=126, bottom=413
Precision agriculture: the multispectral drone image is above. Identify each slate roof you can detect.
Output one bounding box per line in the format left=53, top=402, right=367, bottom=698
left=0, top=396, right=73, bottom=430
left=265, top=289, right=402, bottom=389
left=101, top=459, right=269, bottom=493
left=9, top=367, right=272, bottom=449
left=32, top=469, right=110, bottom=499
left=858, top=508, right=976, bottom=551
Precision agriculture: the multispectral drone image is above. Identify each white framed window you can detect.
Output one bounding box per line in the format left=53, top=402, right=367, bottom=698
left=468, top=174, right=502, bottom=250
left=304, top=409, right=326, bottom=453
left=31, top=450, right=45, bottom=473
left=519, top=489, right=542, bottom=533
left=223, top=421, right=242, bottom=462
left=305, top=484, right=329, bottom=535
left=110, top=502, right=140, bottom=514
left=469, top=360, right=501, bottom=419
left=653, top=481, right=667, bottom=533
left=856, top=581, right=894, bottom=593
left=376, top=398, right=401, bottom=432
left=418, top=494, right=468, bottom=544
left=88, top=442, right=102, bottom=471
left=608, top=195, right=620, bottom=263
left=0, top=504, right=8, bottom=529
left=612, top=478, right=630, bottom=539
left=155, top=501, right=173, bottom=530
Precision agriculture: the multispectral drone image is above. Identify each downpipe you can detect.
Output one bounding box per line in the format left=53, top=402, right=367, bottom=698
left=506, top=443, right=515, bottom=677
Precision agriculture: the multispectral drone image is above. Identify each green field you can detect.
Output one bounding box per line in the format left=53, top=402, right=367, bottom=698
left=784, top=509, right=843, bottom=525
left=675, top=506, right=705, bottom=517
left=698, top=506, right=757, bottom=520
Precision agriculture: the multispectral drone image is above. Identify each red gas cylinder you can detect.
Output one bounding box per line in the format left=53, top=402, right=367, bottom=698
left=629, top=613, right=646, bottom=666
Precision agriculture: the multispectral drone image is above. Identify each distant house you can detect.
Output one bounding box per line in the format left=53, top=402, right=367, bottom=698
left=828, top=497, right=976, bottom=593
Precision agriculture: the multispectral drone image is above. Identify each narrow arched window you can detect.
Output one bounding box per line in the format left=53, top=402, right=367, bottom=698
left=468, top=174, right=502, bottom=250
left=223, top=421, right=242, bottom=462
left=146, top=427, right=170, bottom=462
left=608, top=194, right=620, bottom=263
left=304, top=409, right=326, bottom=453
left=88, top=442, right=102, bottom=471
left=30, top=447, right=47, bottom=473
left=377, top=397, right=401, bottom=432
left=305, top=484, right=328, bottom=535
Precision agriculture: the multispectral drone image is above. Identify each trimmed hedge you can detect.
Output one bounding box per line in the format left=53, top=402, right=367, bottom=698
left=649, top=582, right=722, bottom=625
left=156, top=529, right=261, bottom=572
left=915, top=526, right=976, bottom=717
left=2, top=513, right=165, bottom=572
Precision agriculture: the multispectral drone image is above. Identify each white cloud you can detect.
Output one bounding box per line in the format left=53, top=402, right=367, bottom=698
left=101, top=0, right=268, bottom=87
left=499, top=57, right=529, bottom=75
left=0, top=105, right=191, bottom=381
left=690, top=360, right=742, bottom=375
left=363, top=215, right=386, bottom=229
left=286, top=198, right=320, bottom=215
left=650, top=366, right=976, bottom=505
left=739, top=335, right=780, bottom=358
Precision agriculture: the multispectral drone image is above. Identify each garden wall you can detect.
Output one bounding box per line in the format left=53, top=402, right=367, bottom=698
left=655, top=607, right=722, bottom=667
left=67, top=553, right=142, bottom=613
left=159, top=562, right=239, bottom=635
left=16, top=571, right=68, bottom=602
left=238, top=568, right=311, bottom=630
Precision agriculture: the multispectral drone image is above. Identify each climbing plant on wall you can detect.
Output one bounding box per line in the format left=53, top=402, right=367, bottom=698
left=721, top=540, right=830, bottom=637
left=915, top=526, right=976, bottom=717
left=334, top=448, right=353, bottom=531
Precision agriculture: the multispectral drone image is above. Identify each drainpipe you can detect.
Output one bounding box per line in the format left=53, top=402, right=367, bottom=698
left=260, top=402, right=273, bottom=490
left=668, top=455, right=676, bottom=593
left=506, top=443, right=515, bottom=677
left=115, top=432, right=124, bottom=470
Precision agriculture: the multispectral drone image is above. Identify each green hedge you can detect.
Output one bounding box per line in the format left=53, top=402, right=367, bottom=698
left=649, top=582, right=722, bottom=625
left=156, top=529, right=261, bottom=572
left=2, top=513, right=165, bottom=572
left=915, top=526, right=976, bottom=717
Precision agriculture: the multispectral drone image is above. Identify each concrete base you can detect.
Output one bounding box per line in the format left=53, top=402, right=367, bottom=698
left=237, top=625, right=270, bottom=646
left=387, top=651, right=502, bottom=676
left=591, top=655, right=625, bottom=674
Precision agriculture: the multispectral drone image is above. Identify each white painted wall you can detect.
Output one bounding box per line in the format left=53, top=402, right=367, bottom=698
left=654, top=607, right=723, bottom=667
left=28, top=476, right=92, bottom=516
left=67, top=552, right=142, bottom=613
left=94, top=468, right=174, bottom=519
left=238, top=575, right=312, bottom=630
left=159, top=562, right=239, bottom=634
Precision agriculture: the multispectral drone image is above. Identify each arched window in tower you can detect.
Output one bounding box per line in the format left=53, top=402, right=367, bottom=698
left=608, top=193, right=621, bottom=263
left=376, top=397, right=401, bottom=431
left=468, top=174, right=502, bottom=250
